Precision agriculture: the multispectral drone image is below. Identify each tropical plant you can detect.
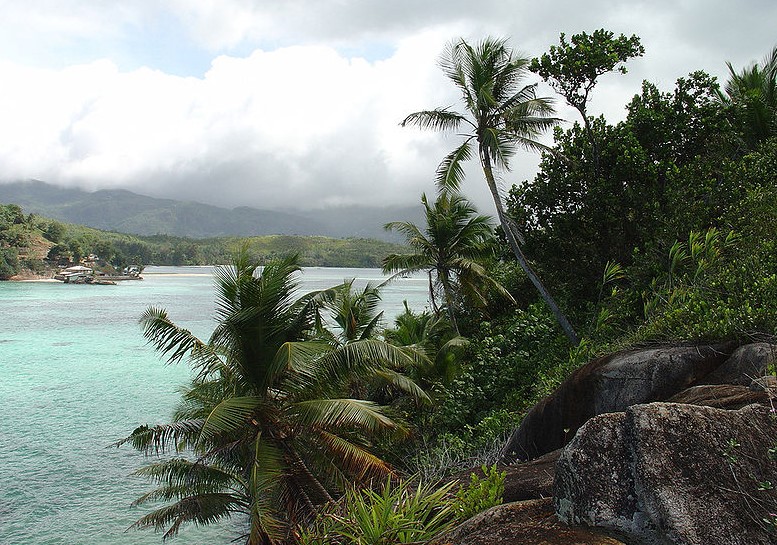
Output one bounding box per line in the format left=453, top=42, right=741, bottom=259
left=297, top=478, right=459, bottom=545
left=118, top=251, right=426, bottom=544
left=453, top=464, right=506, bottom=520
left=313, top=278, right=386, bottom=347
left=401, top=36, right=578, bottom=344
left=383, top=191, right=511, bottom=332
left=720, top=45, right=777, bottom=150
left=384, top=303, right=468, bottom=390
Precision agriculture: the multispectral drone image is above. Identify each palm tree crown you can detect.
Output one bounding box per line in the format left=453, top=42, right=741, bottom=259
left=721, top=45, right=777, bottom=150
left=119, top=251, right=425, bottom=544
left=401, top=36, right=579, bottom=345
left=383, top=191, right=510, bottom=331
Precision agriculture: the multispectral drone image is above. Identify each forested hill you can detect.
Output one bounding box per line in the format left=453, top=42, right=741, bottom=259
left=0, top=202, right=411, bottom=279
left=0, top=180, right=423, bottom=241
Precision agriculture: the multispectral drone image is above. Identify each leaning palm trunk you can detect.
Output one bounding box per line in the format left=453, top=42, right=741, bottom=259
left=481, top=151, right=579, bottom=345
left=401, top=36, right=580, bottom=345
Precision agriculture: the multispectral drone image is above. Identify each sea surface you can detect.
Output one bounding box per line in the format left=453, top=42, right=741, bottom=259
left=0, top=266, right=428, bottom=545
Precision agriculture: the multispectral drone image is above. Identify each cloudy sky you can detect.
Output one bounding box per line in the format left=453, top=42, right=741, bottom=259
left=0, top=1, right=774, bottom=213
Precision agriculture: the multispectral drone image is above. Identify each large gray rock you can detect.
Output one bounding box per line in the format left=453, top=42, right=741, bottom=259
left=502, top=344, right=735, bottom=463
left=555, top=402, right=777, bottom=545
left=701, top=343, right=777, bottom=386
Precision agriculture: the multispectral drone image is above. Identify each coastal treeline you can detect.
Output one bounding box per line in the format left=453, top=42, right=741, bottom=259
left=0, top=206, right=410, bottom=278
left=115, top=31, right=777, bottom=544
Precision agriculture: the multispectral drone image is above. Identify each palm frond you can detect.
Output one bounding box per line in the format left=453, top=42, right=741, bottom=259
left=129, top=492, right=244, bottom=541
left=139, top=307, right=208, bottom=366
left=272, top=340, right=331, bottom=389
left=371, top=367, right=431, bottom=404
left=199, top=396, right=262, bottom=444
left=313, top=339, right=423, bottom=386
left=114, top=419, right=204, bottom=454
left=400, top=108, right=468, bottom=131
left=289, top=398, right=398, bottom=433
left=246, top=433, right=287, bottom=544
left=131, top=459, right=244, bottom=505
left=315, top=430, right=394, bottom=481
left=435, top=140, right=474, bottom=192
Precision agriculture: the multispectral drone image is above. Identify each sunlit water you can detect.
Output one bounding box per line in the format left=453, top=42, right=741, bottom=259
left=0, top=266, right=428, bottom=545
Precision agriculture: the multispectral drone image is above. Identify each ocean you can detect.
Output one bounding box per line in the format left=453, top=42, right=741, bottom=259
left=0, top=266, right=428, bottom=545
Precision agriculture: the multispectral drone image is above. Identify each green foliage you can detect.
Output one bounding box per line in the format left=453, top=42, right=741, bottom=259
left=43, top=220, right=66, bottom=243
left=395, top=304, right=569, bottom=479
left=384, top=192, right=509, bottom=330
left=298, top=478, right=458, bottom=545
left=721, top=45, right=777, bottom=150
left=595, top=228, right=777, bottom=343
left=454, top=465, right=506, bottom=520
left=508, top=70, right=737, bottom=314
left=531, top=29, right=644, bottom=119
left=0, top=247, right=19, bottom=279
left=385, top=304, right=467, bottom=391
left=118, top=251, right=426, bottom=543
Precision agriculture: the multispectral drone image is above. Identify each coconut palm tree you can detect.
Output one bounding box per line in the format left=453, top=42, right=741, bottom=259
left=384, top=302, right=468, bottom=390
left=313, top=278, right=385, bottom=347
left=721, top=45, right=777, bottom=150
left=383, top=191, right=511, bottom=332
left=401, top=36, right=579, bottom=345
left=118, top=251, right=426, bottom=544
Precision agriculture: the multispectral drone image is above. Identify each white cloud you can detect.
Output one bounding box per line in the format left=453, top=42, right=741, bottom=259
left=0, top=0, right=775, bottom=214
left=0, top=29, right=470, bottom=209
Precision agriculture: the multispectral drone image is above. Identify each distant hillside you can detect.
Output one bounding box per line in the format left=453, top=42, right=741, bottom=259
left=0, top=202, right=413, bottom=279
left=0, top=181, right=424, bottom=241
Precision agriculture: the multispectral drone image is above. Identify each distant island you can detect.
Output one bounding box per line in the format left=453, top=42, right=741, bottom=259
left=0, top=202, right=410, bottom=279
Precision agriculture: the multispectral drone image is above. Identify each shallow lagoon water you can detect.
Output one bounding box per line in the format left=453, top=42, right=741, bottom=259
left=0, top=267, right=428, bottom=545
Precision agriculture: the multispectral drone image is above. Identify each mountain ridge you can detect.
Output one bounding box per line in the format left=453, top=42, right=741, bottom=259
left=0, top=180, right=423, bottom=241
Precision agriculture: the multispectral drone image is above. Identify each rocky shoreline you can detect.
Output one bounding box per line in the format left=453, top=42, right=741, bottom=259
left=439, top=342, right=777, bottom=545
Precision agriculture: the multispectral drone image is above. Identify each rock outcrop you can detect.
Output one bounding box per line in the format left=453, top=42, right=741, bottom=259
left=701, top=342, right=776, bottom=385
left=448, top=342, right=777, bottom=544
left=554, top=402, right=777, bottom=545
left=667, top=383, right=771, bottom=409
left=501, top=343, right=757, bottom=463
left=433, top=498, right=626, bottom=545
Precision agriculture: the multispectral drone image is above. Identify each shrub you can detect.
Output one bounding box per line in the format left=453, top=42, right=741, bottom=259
left=454, top=464, right=506, bottom=520
left=0, top=248, right=19, bottom=279
left=298, top=478, right=458, bottom=545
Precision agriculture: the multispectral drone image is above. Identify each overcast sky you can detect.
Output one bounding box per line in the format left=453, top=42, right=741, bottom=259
left=0, top=1, right=774, bottom=213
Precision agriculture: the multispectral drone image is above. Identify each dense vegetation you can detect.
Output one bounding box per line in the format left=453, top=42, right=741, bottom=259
left=115, top=31, right=777, bottom=545
left=0, top=206, right=409, bottom=278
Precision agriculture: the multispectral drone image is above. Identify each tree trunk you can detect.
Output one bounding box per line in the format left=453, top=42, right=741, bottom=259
left=480, top=151, right=580, bottom=346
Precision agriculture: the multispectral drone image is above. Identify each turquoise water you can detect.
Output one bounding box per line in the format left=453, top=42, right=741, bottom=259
left=0, top=267, right=428, bottom=545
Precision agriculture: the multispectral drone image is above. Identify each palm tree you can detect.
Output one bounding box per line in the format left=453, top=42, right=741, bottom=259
left=384, top=302, right=468, bottom=390
left=721, top=45, right=777, bottom=150
left=383, top=191, right=511, bottom=332
left=313, top=278, right=385, bottom=347
left=118, top=251, right=425, bottom=544
left=401, top=36, right=579, bottom=345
